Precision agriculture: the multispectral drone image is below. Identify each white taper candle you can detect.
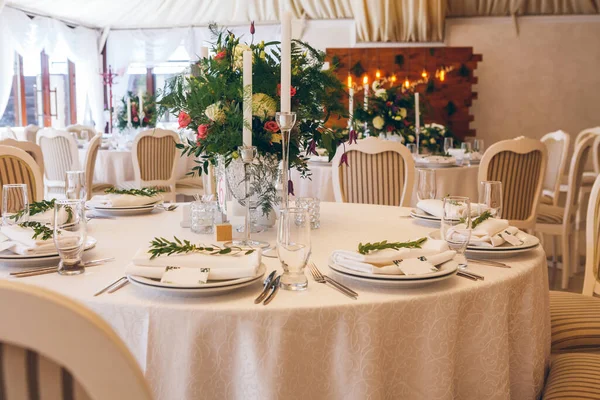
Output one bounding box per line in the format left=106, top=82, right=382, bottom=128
left=243, top=50, right=253, bottom=147
left=200, top=46, right=209, bottom=59
left=415, top=92, right=420, bottom=151
left=280, top=11, right=292, bottom=113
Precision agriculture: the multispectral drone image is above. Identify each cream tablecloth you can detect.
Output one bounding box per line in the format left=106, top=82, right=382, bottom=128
left=78, top=148, right=196, bottom=187
left=0, top=203, right=550, bottom=400
left=291, top=162, right=480, bottom=206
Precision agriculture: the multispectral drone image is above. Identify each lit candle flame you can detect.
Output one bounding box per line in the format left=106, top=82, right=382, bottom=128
left=421, top=69, right=428, bottom=79
left=403, top=77, right=410, bottom=89
left=439, top=69, right=445, bottom=82
left=391, top=75, right=397, bottom=83
left=363, top=75, right=368, bottom=85
left=375, top=70, right=381, bottom=79
left=347, top=75, right=352, bottom=88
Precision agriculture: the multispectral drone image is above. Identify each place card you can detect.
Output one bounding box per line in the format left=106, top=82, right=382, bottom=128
left=160, top=266, right=210, bottom=285
left=396, top=258, right=436, bottom=275
left=501, top=231, right=524, bottom=246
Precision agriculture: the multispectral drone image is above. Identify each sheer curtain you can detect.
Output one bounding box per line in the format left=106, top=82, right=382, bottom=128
left=0, top=7, right=103, bottom=129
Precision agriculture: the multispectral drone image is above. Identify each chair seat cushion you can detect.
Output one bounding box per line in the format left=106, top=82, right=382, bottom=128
left=537, top=204, right=565, bottom=225
left=541, top=190, right=555, bottom=205
left=542, top=353, right=600, bottom=399
left=550, top=291, right=600, bottom=353
left=176, top=176, right=204, bottom=189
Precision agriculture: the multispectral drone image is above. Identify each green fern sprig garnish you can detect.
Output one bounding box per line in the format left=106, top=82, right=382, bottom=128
left=358, top=237, right=428, bottom=255
left=18, top=221, right=55, bottom=241
left=105, top=187, right=163, bottom=197
left=9, top=199, right=56, bottom=221
left=471, top=210, right=493, bottom=229
left=148, top=236, right=255, bottom=259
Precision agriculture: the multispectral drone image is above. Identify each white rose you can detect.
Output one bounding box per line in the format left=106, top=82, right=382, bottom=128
left=372, top=116, right=385, bottom=130
left=251, top=93, right=277, bottom=119
left=372, top=81, right=382, bottom=91
left=233, top=44, right=253, bottom=70
left=375, top=88, right=387, bottom=100
left=408, top=135, right=415, bottom=143
left=430, top=138, right=436, bottom=144
left=205, top=103, right=226, bottom=123
left=398, top=108, right=407, bottom=118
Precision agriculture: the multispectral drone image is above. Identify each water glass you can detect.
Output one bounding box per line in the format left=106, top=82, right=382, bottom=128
left=459, top=142, right=472, bottom=166
left=441, top=196, right=471, bottom=270
left=416, top=169, right=436, bottom=202
left=295, top=197, right=320, bottom=229
left=443, top=137, right=454, bottom=153
left=191, top=200, right=217, bottom=234
left=479, top=181, right=503, bottom=218
left=473, top=139, right=485, bottom=154
left=2, top=184, right=29, bottom=226
left=406, top=143, right=418, bottom=158
left=277, top=208, right=311, bottom=291
left=54, top=200, right=87, bottom=275
left=65, top=171, right=86, bottom=200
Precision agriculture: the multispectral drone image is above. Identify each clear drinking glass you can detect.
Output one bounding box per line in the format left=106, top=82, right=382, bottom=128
left=295, top=197, right=320, bottom=229
left=277, top=208, right=311, bottom=291
left=416, top=169, right=436, bottom=202
left=441, top=196, right=471, bottom=271
left=460, top=142, right=472, bottom=166
left=406, top=143, right=418, bottom=158
left=65, top=170, right=86, bottom=200
left=53, top=200, right=87, bottom=275
left=2, top=184, right=29, bottom=226
left=443, top=137, right=454, bottom=153
left=473, top=139, right=485, bottom=154
left=479, top=181, right=503, bottom=218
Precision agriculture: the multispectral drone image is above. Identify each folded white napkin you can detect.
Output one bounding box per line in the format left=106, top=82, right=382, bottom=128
left=417, top=199, right=483, bottom=218
left=88, top=193, right=163, bottom=208
left=447, top=149, right=464, bottom=158
left=331, top=239, right=451, bottom=275
left=29, top=208, right=70, bottom=226
left=415, top=155, right=456, bottom=164
left=0, top=225, right=79, bottom=255
left=125, top=247, right=262, bottom=281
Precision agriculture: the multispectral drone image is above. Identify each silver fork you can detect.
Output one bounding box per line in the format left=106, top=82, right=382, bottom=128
left=309, top=263, right=357, bottom=299
left=157, top=204, right=178, bottom=211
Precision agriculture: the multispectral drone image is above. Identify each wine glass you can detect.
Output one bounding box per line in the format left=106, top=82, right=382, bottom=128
left=460, top=142, right=472, bottom=166
left=406, top=143, right=418, bottom=158
left=2, top=184, right=29, bottom=226
left=277, top=207, right=311, bottom=291
left=416, top=169, right=436, bottom=202
left=473, top=139, right=485, bottom=154
left=65, top=170, right=86, bottom=200
left=479, top=181, right=503, bottom=218
left=53, top=200, right=87, bottom=275
left=443, top=137, right=454, bottom=154
left=441, top=196, right=471, bottom=271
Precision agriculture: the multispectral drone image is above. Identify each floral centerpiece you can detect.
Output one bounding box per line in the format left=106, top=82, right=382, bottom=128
left=420, top=123, right=455, bottom=153
left=159, top=25, right=348, bottom=181
left=117, top=91, right=157, bottom=130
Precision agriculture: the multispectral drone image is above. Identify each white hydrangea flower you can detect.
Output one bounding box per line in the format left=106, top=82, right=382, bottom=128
left=398, top=108, right=407, bottom=118
left=430, top=138, right=436, bottom=144
left=372, top=116, right=385, bottom=130
left=205, top=103, right=226, bottom=123
left=408, top=135, right=415, bottom=142
left=233, top=44, right=253, bottom=70
left=375, top=88, right=387, bottom=100
left=251, top=93, right=277, bottom=119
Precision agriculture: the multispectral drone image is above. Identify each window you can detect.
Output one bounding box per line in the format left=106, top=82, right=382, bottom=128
left=48, top=54, right=73, bottom=127
left=0, top=58, right=17, bottom=127
left=154, top=46, right=191, bottom=123
left=22, top=49, right=43, bottom=126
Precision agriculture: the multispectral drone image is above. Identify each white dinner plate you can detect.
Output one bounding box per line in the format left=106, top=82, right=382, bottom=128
left=410, top=208, right=441, bottom=222
left=86, top=202, right=160, bottom=216
left=415, top=162, right=457, bottom=169
left=428, top=230, right=540, bottom=258
left=328, top=255, right=458, bottom=281
left=126, top=263, right=266, bottom=296
left=328, top=259, right=458, bottom=288
left=0, top=237, right=97, bottom=267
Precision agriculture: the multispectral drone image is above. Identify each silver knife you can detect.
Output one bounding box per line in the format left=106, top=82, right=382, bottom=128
left=254, top=271, right=277, bottom=304
left=467, top=258, right=509, bottom=268
left=11, top=257, right=116, bottom=277
left=263, top=275, right=281, bottom=305
left=460, top=269, right=484, bottom=280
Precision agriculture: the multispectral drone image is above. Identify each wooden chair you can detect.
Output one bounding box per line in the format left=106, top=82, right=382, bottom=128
left=547, top=174, right=600, bottom=355
left=478, top=137, right=547, bottom=230
left=542, top=353, right=600, bottom=398
left=130, top=129, right=180, bottom=202
left=537, top=134, right=595, bottom=289
left=331, top=136, right=415, bottom=207
left=0, top=127, right=17, bottom=140
left=540, top=130, right=570, bottom=206
left=37, top=128, right=80, bottom=199
left=0, top=145, right=44, bottom=210
left=23, top=124, right=40, bottom=143
left=0, top=138, right=44, bottom=178
left=66, top=124, right=96, bottom=141
left=83, top=134, right=111, bottom=200
left=0, top=279, right=153, bottom=400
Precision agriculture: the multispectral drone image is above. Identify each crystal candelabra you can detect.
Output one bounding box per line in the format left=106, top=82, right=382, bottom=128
left=275, top=111, right=297, bottom=210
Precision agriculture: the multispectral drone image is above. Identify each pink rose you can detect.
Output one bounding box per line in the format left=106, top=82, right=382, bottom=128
left=197, top=124, right=209, bottom=140
left=178, top=111, right=191, bottom=128
left=264, top=121, right=280, bottom=133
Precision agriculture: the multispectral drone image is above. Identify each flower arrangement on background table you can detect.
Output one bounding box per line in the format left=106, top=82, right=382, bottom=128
left=419, top=123, right=456, bottom=153
left=116, top=91, right=157, bottom=131
left=159, top=24, right=348, bottom=178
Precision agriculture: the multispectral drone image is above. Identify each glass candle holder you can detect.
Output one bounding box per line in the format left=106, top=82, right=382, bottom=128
left=191, top=200, right=217, bottom=234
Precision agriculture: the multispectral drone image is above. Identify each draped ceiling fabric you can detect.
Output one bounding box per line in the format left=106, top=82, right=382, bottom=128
left=0, top=7, right=104, bottom=129
left=446, top=0, right=600, bottom=16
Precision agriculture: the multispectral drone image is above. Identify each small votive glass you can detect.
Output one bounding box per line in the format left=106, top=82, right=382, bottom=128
left=191, top=200, right=217, bottom=234
left=295, top=197, right=320, bottom=229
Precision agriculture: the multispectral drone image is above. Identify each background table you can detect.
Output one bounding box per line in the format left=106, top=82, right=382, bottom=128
left=291, top=161, right=480, bottom=206
left=0, top=203, right=550, bottom=400
left=78, top=148, right=196, bottom=187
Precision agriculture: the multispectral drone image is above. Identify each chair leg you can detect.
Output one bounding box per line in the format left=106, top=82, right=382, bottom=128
left=561, top=234, right=570, bottom=290
left=571, top=224, right=579, bottom=276
left=552, top=235, right=558, bottom=269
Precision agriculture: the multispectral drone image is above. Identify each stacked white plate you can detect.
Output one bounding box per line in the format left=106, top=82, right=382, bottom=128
left=328, top=256, right=458, bottom=288
left=126, top=263, right=266, bottom=296
left=87, top=201, right=161, bottom=216
left=415, top=156, right=457, bottom=169
left=0, top=237, right=97, bottom=268
left=429, top=230, right=540, bottom=258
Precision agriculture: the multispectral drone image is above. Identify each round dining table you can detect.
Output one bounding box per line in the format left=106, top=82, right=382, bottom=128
left=0, top=203, right=550, bottom=400
left=291, top=161, right=480, bottom=206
